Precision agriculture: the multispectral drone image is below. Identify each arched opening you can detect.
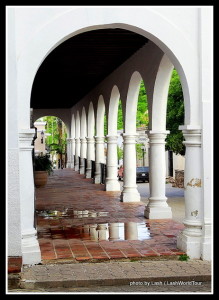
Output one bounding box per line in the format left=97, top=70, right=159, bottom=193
left=34, top=116, right=67, bottom=170
left=13, top=8, right=207, bottom=265
left=136, top=80, right=149, bottom=169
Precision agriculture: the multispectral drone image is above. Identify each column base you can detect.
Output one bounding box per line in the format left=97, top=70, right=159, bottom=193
left=105, top=178, right=121, bottom=191
left=177, top=231, right=202, bottom=259
left=94, top=174, right=101, bottom=184
left=21, top=229, right=41, bottom=265
left=144, top=206, right=172, bottom=219
left=74, top=164, right=79, bottom=171
left=79, top=166, right=85, bottom=174
left=86, top=168, right=92, bottom=178
left=144, top=196, right=172, bottom=219
left=121, top=190, right=140, bottom=202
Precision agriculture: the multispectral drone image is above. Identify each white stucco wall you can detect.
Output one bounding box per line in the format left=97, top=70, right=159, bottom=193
left=7, top=8, right=22, bottom=257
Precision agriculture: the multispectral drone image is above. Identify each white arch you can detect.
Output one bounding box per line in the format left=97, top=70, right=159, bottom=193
left=80, top=107, right=87, bottom=138
left=96, top=95, right=105, bottom=137
left=125, top=71, right=143, bottom=135
left=87, top=102, right=95, bottom=138
left=108, top=85, right=120, bottom=136
left=75, top=111, right=80, bottom=138
left=71, top=113, right=75, bottom=138
left=151, top=54, right=174, bottom=131
left=17, top=6, right=199, bottom=130
left=33, top=114, right=69, bottom=137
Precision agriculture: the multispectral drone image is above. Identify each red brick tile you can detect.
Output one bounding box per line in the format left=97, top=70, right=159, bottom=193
left=36, top=169, right=184, bottom=263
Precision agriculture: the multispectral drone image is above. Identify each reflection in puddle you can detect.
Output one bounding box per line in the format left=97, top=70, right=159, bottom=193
left=67, top=222, right=150, bottom=241
left=36, top=209, right=151, bottom=241
left=36, top=209, right=109, bottom=219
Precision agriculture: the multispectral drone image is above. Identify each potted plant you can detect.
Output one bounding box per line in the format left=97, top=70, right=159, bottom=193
left=34, top=154, right=53, bottom=187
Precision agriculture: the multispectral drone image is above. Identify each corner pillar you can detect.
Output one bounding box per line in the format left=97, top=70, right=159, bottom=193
left=177, top=128, right=203, bottom=259
left=19, top=129, right=41, bottom=265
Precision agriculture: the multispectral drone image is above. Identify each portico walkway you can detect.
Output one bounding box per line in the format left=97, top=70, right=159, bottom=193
left=35, top=169, right=185, bottom=263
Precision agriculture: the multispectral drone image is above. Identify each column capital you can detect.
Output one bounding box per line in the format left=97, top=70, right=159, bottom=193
left=106, top=135, right=118, bottom=143
left=148, top=131, right=169, bottom=145
left=19, top=129, right=35, bottom=151
left=86, top=136, right=95, bottom=143
left=94, top=136, right=105, bottom=143
left=122, top=133, right=138, bottom=144
left=181, top=129, right=202, bottom=147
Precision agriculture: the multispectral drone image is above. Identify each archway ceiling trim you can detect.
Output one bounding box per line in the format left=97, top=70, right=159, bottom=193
left=31, top=28, right=148, bottom=109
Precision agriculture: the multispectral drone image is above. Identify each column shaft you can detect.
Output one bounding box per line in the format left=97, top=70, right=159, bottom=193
left=121, top=134, right=140, bottom=202
left=70, top=138, right=75, bottom=168
left=74, top=138, right=80, bottom=171
left=79, top=138, right=87, bottom=174
left=85, top=137, right=95, bottom=178
left=144, top=131, right=172, bottom=219
left=66, top=138, right=71, bottom=168
left=94, top=136, right=105, bottom=184
left=105, top=135, right=120, bottom=191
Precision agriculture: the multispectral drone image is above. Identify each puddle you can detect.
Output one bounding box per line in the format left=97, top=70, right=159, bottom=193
left=36, top=209, right=151, bottom=241
left=36, top=209, right=109, bottom=219
left=38, top=221, right=151, bottom=241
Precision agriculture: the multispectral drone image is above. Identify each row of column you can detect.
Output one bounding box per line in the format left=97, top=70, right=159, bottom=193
left=65, top=128, right=203, bottom=258
left=18, top=127, right=203, bottom=261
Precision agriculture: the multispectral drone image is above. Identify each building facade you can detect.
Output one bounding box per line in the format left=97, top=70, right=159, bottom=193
left=7, top=6, right=213, bottom=266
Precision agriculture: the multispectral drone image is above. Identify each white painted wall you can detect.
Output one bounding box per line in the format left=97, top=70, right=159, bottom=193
left=7, top=8, right=22, bottom=257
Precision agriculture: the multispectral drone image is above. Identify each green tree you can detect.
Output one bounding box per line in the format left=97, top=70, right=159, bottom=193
left=42, top=116, right=67, bottom=166
left=136, top=81, right=149, bottom=128
left=166, top=69, right=185, bottom=155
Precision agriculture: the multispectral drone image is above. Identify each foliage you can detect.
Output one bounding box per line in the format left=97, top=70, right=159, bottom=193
left=178, top=254, right=190, bottom=261
left=34, top=154, right=53, bottom=175
left=117, top=146, right=123, bottom=160
left=136, top=143, right=144, bottom=160
left=42, top=116, right=67, bottom=155
left=136, top=81, right=149, bottom=128
left=166, top=69, right=185, bottom=155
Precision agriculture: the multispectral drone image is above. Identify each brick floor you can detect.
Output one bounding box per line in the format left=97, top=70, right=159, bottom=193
left=35, top=169, right=185, bottom=263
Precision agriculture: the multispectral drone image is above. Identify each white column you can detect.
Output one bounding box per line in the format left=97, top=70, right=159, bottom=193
left=19, top=129, right=41, bottom=265
left=94, top=136, right=105, bottom=184
left=74, top=137, right=80, bottom=171
left=105, top=135, right=120, bottom=191
left=70, top=138, right=75, bottom=168
left=85, top=137, right=95, bottom=178
left=177, top=128, right=203, bottom=259
left=66, top=138, right=71, bottom=168
left=144, top=131, right=172, bottom=219
left=79, top=137, right=87, bottom=174
left=121, top=134, right=140, bottom=202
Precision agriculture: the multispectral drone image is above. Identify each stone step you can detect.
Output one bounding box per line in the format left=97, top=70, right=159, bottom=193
left=14, top=260, right=211, bottom=290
